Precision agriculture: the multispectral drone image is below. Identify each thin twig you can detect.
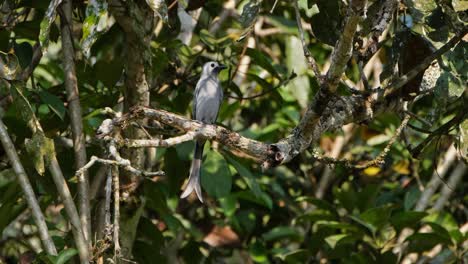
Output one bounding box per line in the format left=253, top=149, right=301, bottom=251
left=355, top=113, right=411, bottom=169
left=293, top=0, right=322, bottom=82
left=405, top=110, right=432, bottom=128
left=270, top=0, right=279, bottom=13
left=112, top=165, right=121, bottom=259
left=0, top=119, right=57, bottom=255
left=76, top=155, right=165, bottom=179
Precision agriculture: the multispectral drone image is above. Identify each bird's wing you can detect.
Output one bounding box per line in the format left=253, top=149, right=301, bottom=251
left=193, top=78, right=206, bottom=120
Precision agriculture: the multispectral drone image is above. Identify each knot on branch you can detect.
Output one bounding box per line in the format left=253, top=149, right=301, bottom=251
left=262, top=144, right=284, bottom=170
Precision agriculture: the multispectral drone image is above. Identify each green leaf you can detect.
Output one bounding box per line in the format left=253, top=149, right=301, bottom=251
left=262, top=226, right=302, bottom=242
left=296, top=197, right=338, bottom=216
left=333, top=182, right=357, bottom=213
left=13, top=42, right=33, bottom=69
left=356, top=204, right=394, bottom=234
left=404, top=186, right=421, bottom=210
left=201, top=150, right=232, bottom=198
left=199, top=30, right=232, bottom=50
left=282, top=249, right=309, bottom=263
left=225, top=155, right=262, bottom=197
left=324, top=234, right=354, bottom=249
left=405, top=233, right=449, bottom=253
left=146, top=0, right=168, bottom=22
left=39, top=0, right=63, bottom=49
left=434, top=71, right=465, bottom=102
left=390, top=211, right=427, bottom=231
left=249, top=241, right=268, bottom=263
left=37, top=89, right=66, bottom=120
left=460, top=119, right=468, bottom=162
left=423, top=211, right=458, bottom=232
left=81, top=0, right=115, bottom=59
left=56, top=248, right=78, bottom=264
left=245, top=48, right=279, bottom=77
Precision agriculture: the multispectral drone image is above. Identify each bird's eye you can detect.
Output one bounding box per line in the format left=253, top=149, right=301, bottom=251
left=211, top=63, right=215, bottom=68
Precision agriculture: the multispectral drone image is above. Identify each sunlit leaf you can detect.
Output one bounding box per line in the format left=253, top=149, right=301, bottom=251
left=146, top=0, right=168, bottom=22
left=39, top=0, right=63, bottom=49
left=240, top=0, right=261, bottom=28
left=56, top=248, right=78, bottom=264
left=81, top=0, right=115, bottom=59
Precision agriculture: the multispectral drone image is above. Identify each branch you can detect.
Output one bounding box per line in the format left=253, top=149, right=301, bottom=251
left=59, top=0, right=90, bottom=243
left=48, top=155, right=90, bottom=263
left=325, top=0, right=367, bottom=93
left=76, top=155, right=165, bottom=179
left=293, top=0, right=322, bottom=82
left=0, top=118, right=57, bottom=256
left=121, top=132, right=196, bottom=148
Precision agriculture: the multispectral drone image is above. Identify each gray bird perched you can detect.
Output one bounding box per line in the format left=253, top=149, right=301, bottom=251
left=180, top=61, right=227, bottom=202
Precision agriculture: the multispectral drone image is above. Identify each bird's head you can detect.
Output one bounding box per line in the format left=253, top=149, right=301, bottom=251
left=202, top=61, right=227, bottom=76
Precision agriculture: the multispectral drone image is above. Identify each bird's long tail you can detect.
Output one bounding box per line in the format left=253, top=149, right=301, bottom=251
left=180, top=141, right=205, bottom=202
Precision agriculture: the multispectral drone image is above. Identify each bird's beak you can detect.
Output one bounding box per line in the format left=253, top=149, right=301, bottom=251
left=217, top=64, right=227, bottom=70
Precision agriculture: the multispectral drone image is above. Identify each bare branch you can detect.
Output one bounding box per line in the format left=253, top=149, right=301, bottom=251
left=76, top=155, right=165, bottom=180
left=0, top=118, right=57, bottom=256
left=112, top=165, right=121, bottom=260
left=121, top=132, right=196, bottom=148
left=59, top=0, right=90, bottom=243
left=48, top=155, right=90, bottom=263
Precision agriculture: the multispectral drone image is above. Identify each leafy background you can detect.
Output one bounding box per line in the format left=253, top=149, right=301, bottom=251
left=0, top=0, right=467, bottom=263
